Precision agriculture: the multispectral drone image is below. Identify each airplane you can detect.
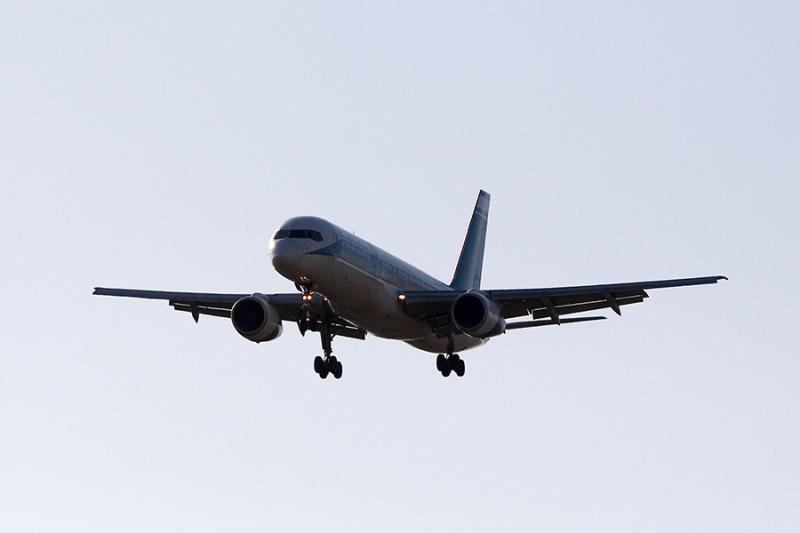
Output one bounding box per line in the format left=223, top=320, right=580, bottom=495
left=94, top=190, right=726, bottom=379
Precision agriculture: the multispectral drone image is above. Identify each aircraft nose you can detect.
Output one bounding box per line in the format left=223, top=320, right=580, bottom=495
left=270, top=238, right=305, bottom=279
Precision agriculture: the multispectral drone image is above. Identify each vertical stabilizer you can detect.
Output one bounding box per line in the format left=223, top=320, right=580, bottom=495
left=450, top=190, right=490, bottom=290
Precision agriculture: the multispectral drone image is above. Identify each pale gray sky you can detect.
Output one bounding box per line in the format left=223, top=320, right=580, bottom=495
left=1, top=1, right=798, bottom=531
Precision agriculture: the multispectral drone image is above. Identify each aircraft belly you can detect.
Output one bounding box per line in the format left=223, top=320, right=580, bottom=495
left=303, top=255, right=431, bottom=340
left=405, top=335, right=488, bottom=354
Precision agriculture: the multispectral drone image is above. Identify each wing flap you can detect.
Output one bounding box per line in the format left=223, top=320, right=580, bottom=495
left=172, top=303, right=232, bottom=319
left=528, top=294, right=644, bottom=320
left=506, top=316, right=607, bottom=329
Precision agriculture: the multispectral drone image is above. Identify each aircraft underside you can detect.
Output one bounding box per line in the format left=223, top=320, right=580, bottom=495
left=293, top=253, right=485, bottom=378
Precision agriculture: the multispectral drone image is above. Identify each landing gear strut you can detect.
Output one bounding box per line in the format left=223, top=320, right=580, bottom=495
left=436, top=335, right=465, bottom=377
left=313, top=320, right=342, bottom=379
left=296, top=283, right=345, bottom=380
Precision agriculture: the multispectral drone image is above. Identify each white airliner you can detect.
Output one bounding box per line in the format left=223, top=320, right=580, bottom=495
left=94, top=191, right=726, bottom=379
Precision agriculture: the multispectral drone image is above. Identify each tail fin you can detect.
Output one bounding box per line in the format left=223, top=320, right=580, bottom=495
left=450, top=190, right=490, bottom=290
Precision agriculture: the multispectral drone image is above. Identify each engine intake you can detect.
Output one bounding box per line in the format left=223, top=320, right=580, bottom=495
left=451, top=291, right=506, bottom=338
left=231, top=294, right=283, bottom=343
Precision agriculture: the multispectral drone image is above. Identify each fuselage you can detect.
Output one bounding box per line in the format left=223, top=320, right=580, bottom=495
left=269, top=216, right=486, bottom=354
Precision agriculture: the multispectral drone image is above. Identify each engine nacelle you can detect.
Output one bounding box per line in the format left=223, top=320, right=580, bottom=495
left=231, top=294, right=283, bottom=343
left=451, top=291, right=506, bottom=338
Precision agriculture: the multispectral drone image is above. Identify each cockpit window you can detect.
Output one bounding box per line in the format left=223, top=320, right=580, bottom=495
left=273, top=229, right=324, bottom=242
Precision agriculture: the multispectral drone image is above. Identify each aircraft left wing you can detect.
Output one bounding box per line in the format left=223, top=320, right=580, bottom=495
left=92, top=287, right=366, bottom=337
left=401, top=275, right=727, bottom=331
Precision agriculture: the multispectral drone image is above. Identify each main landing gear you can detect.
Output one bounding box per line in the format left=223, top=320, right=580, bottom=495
left=436, top=353, right=465, bottom=377
left=313, top=319, right=343, bottom=379
left=436, top=335, right=465, bottom=378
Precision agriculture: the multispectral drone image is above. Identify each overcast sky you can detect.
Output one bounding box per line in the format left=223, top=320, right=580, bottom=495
left=1, top=1, right=798, bottom=531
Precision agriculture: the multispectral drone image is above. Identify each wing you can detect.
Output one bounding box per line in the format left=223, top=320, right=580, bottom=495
left=401, top=275, right=727, bottom=330
left=93, top=288, right=249, bottom=319
left=93, top=287, right=366, bottom=338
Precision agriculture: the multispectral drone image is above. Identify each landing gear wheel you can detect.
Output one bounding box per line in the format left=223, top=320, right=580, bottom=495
left=454, top=357, right=465, bottom=377
left=437, top=353, right=464, bottom=377
left=314, top=354, right=342, bottom=380
left=329, top=356, right=342, bottom=379
left=436, top=356, right=453, bottom=377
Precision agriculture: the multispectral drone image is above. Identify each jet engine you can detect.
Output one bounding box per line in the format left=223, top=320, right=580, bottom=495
left=451, top=291, right=506, bottom=338
left=231, top=294, right=283, bottom=342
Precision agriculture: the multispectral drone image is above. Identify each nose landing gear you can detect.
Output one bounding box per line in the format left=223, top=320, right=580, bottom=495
left=314, top=354, right=342, bottom=379
left=295, top=284, right=363, bottom=380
